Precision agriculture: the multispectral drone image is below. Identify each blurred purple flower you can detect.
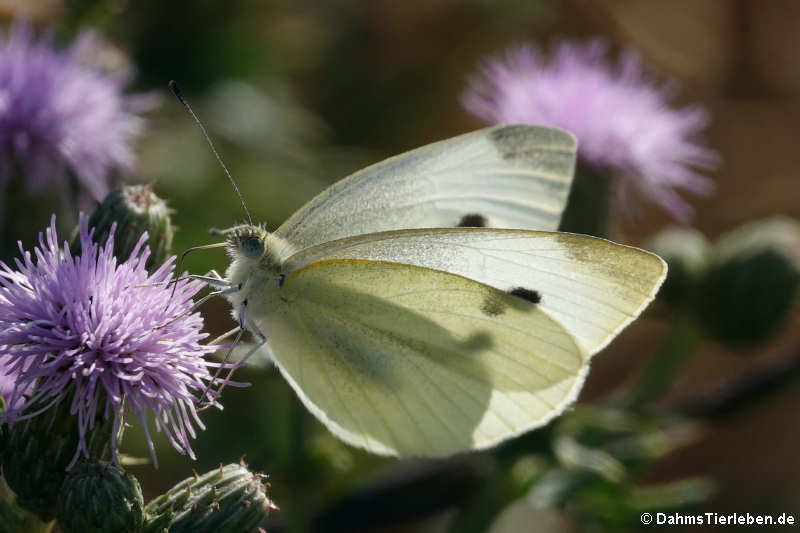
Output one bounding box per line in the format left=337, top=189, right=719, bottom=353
left=0, top=215, right=218, bottom=464
left=0, top=22, right=149, bottom=215
left=463, top=40, right=719, bottom=221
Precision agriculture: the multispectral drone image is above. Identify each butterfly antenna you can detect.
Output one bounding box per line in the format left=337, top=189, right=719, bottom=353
left=168, top=80, right=253, bottom=225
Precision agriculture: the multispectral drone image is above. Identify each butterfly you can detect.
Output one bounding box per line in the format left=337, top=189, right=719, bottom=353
left=191, top=122, right=666, bottom=457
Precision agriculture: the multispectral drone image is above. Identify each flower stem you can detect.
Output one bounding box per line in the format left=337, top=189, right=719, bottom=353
left=624, top=316, right=703, bottom=410
left=21, top=514, right=54, bottom=533
left=558, top=164, right=610, bottom=238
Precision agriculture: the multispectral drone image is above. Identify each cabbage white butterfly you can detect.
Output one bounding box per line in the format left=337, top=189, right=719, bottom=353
left=172, top=84, right=666, bottom=457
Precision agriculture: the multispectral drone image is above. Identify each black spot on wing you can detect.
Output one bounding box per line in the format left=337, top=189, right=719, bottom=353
left=457, top=213, right=488, bottom=227
left=509, top=287, right=541, bottom=304
left=480, top=294, right=506, bottom=316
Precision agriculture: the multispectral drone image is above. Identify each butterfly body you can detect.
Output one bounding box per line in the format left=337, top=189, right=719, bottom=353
left=222, top=225, right=290, bottom=316
left=207, top=125, right=667, bottom=457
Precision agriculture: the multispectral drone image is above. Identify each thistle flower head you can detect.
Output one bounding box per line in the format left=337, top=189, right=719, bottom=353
left=0, top=215, right=218, bottom=464
left=0, top=355, right=19, bottom=407
left=0, top=22, right=148, bottom=213
left=463, top=39, right=719, bottom=221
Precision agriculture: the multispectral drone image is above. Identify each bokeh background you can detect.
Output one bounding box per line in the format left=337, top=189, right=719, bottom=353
left=2, top=1, right=800, bottom=532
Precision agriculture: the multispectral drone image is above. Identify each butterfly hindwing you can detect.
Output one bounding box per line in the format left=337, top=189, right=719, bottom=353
left=282, top=229, right=668, bottom=357
left=255, top=258, right=587, bottom=457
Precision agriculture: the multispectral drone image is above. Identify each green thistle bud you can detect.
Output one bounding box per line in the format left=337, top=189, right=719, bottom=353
left=1, top=392, right=116, bottom=521
left=56, top=461, right=144, bottom=533
left=143, top=463, right=275, bottom=533
left=699, top=217, right=800, bottom=347
left=72, top=184, right=174, bottom=271
left=647, top=227, right=709, bottom=308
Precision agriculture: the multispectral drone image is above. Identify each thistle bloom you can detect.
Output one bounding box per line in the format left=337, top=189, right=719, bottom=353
left=0, top=355, right=18, bottom=406
left=0, top=215, right=218, bottom=464
left=463, top=40, right=719, bottom=221
left=0, top=23, right=147, bottom=214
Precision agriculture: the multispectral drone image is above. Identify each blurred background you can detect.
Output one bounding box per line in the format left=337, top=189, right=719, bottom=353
left=1, top=1, right=800, bottom=532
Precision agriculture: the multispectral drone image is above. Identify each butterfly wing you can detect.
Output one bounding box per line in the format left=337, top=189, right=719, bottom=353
left=282, top=229, right=667, bottom=357
left=257, top=258, right=587, bottom=456
left=274, top=125, right=577, bottom=253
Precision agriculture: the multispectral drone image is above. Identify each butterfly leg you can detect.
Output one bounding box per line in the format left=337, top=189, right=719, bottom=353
left=188, top=270, right=234, bottom=289
left=199, top=305, right=268, bottom=409
left=207, top=326, right=242, bottom=346
left=232, top=315, right=268, bottom=368
left=157, top=273, right=241, bottom=330
left=189, top=283, right=240, bottom=311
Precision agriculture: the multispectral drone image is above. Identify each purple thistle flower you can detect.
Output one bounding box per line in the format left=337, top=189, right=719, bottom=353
left=0, top=22, right=148, bottom=215
left=0, top=215, right=219, bottom=465
left=0, top=355, right=20, bottom=407
left=463, top=39, right=719, bottom=221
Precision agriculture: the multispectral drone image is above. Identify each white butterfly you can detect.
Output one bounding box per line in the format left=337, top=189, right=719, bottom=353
left=196, top=125, right=666, bottom=457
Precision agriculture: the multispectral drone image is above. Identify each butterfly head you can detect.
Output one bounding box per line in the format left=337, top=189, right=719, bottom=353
left=221, top=223, right=295, bottom=272
left=225, top=224, right=269, bottom=261
left=224, top=224, right=269, bottom=261
left=221, top=224, right=294, bottom=311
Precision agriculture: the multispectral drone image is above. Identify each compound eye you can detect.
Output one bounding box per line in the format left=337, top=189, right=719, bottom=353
left=241, top=236, right=264, bottom=258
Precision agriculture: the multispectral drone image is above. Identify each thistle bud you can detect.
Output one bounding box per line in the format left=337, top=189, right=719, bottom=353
left=698, top=217, right=800, bottom=347
left=56, top=461, right=144, bottom=533
left=647, top=227, right=709, bottom=308
left=73, top=184, right=174, bottom=271
left=143, top=463, right=275, bottom=533
left=1, top=393, right=116, bottom=521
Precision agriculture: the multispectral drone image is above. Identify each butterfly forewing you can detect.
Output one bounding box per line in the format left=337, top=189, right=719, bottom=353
left=275, top=125, right=577, bottom=253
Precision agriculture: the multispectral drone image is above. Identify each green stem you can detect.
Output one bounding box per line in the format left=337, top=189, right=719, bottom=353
left=446, top=463, right=518, bottom=533
left=558, top=164, right=611, bottom=238
left=1, top=496, right=55, bottom=533
left=21, top=516, right=55, bottom=533
left=624, top=316, right=703, bottom=410
left=287, top=399, right=312, bottom=533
